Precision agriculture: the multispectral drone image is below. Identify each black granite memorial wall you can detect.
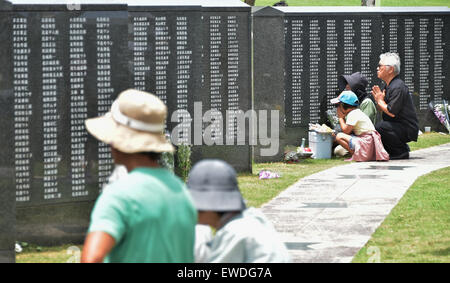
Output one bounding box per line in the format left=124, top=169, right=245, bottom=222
left=380, top=9, right=450, bottom=131
left=252, top=7, right=286, bottom=162
left=0, top=0, right=15, bottom=263
left=126, top=0, right=252, bottom=172
left=7, top=2, right=447, bottom=247
left=5, top=0, right=252, bottom=245
left=191, top=1, right=252, bottom=172
left=253, top=7, right=450, bottom=162
left=10, top=1, right=130, bottom=244
left=127, top=1, right=203, bottom=177
left=128, top=2, right=203, bottom=143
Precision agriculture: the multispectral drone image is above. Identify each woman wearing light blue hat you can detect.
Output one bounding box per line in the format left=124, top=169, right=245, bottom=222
left=331, top=91, right=389, bottom=162
left=187, top=159, right=291, bottom=263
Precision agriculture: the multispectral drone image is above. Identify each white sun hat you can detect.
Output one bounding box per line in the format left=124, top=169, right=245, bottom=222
left=85, top=89, right=174, bottom=153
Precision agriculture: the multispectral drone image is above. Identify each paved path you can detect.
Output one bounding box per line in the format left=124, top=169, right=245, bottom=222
left=261, top=143, right=450, bottom=263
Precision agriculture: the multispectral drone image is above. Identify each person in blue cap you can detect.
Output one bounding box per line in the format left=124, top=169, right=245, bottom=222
left=334, top=72, right=378, bottom=157
left=331, top=90, right=389, bottom=162
left=187, top=159, right=291, bottom=263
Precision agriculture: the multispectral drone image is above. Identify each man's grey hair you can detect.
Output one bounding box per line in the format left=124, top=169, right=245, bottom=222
left=379, top=52, right=401, bottom=75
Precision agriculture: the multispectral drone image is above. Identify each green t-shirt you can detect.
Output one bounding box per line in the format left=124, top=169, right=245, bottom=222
left=360, top=97, right=377, bottom=125
left=88, top=167, right=197, bottom=263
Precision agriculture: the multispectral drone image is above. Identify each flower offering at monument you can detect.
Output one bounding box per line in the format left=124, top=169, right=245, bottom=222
left=430, top=100, right=450, bottom=133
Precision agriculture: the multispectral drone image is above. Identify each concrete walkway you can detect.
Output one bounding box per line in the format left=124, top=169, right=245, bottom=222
left=261, top=143, right=450, bottom=263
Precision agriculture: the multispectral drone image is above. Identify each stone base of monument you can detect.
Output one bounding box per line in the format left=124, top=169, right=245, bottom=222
left=191, top=145, right=251, bottom=173
left=417, top=109, right=448, bottom=133
left=0, top=250, right=15, bottom=263
left=253, top=127, right=310, bottom=163
left=16, top=201, right=95, bottom=246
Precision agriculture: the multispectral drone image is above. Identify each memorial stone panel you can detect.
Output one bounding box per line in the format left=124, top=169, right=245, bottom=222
left=252, top=7, right=285, bottom=162
left=126, top=1, right=252, bottom=172
left=127, top=2, right=203, bottom=146
left=3, top=3, right=448, bottom=246
left=0, top=0, right=15, bottom=263
left=274, top=7, right=383, bottom=159
left=7, top=0, right=252, bottom=244
left=282, top=9, right=382, bottom=128
left=253, top=7, right=449, bottom=162
left=381, top=9, right=450, bottom=130
left=10, top=1, right=130, bottom=244
left=191, top=1, right=252, bottom=172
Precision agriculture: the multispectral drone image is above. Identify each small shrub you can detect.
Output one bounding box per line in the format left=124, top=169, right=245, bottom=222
left=177, top=144, right=192, bottom=182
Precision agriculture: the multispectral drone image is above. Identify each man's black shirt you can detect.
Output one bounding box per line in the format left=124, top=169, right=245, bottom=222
left=382, top=76, right=419, bottom=142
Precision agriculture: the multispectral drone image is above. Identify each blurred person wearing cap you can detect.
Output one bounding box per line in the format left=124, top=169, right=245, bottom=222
left=187, top=159, right=291, bottom=263
left=334, top=72, right=377, bottom=157
left=371, top=52, right=419, bottom=160
left=331, top=91, right=389, bottom=162
left=81, top=89, right=197, bottom=263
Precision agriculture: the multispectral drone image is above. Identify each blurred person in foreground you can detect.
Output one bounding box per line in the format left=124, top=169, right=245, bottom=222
left=81, top=89, right=197, bottom=263
left=187, top=159, right=291, bottom=263
left=371, top=52, right=419, bottom=160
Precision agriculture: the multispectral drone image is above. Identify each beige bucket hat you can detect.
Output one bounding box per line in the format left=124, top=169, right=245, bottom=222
left=85, top=89, right=174, bottom=153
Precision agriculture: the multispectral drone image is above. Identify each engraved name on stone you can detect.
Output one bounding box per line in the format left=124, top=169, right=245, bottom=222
left=96, top=17, right=114, bottom=189
left=133, top=16, right=150, bottom=91
left=343, top=19, right=356, bottom=74
left=419, top=18, right=430, bottom=109
left=155, top=16, right=170, bottom=104
left=326, top=19, right=337, bottom=110
left=433, top=18, right=444, bottom=103
left=209, top=15, right=223, bottom=141
left=41, top=17, right=63, bottom=200
left=70, top=17, right=88, bottom=197
left=402, top=18, right=414, bottom=94
left=291, top=19, right=304, bottom=125
left=309, top=19, right=320, bottom=124
left=361, top=19, right=373, bottom=88
left=13, top=17, right=32, bottom=202
left=176, top=16, right=192, bottom=143
left=227, top=15, right=239, bottom=139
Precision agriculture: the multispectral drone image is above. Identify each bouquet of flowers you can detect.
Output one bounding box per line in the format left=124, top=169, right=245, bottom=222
left=284, top=145, right=300, bottom=163
left=429, top=100, right=450, bottom=134
left=326, top=109, right=339, bottom=129
left=283, top=143, right=313, bottom=163
left=309, top=123, right=335, bottom=134
left=284, top=150, right=299, bottom=163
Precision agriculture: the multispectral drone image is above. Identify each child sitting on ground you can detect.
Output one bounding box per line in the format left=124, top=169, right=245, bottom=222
left=187, top=159, right=291, bottom=263
left=331, top=91, right=389, bottom=162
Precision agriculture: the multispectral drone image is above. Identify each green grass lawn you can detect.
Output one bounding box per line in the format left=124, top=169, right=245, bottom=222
left=15, top=132, right=450, bottom=262
left=408, top=132, right=450, bottom=151
left=240, top=132, right=450, bottom=208
left=352, top=166, right=450, bottom=263
left=255, top=0, right=450, bottom=7
left=240, top=158, right=345, bottom=208
left=15, top=244, right=83, bottom=264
